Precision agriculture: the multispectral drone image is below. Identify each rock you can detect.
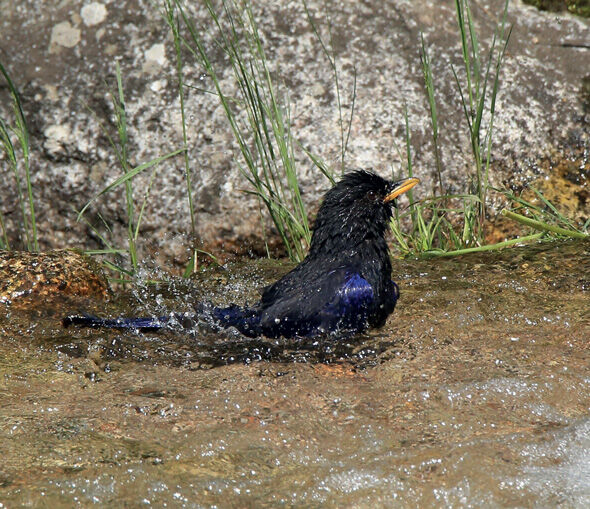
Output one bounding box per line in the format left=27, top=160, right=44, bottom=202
left=0, top=1, right=588, bottom=267
left=81, top=2, right=108, bottom=27
left=143, top=43, right=168, bottom=74
left=49, top=21, right=81, bottom=52
left=0, top=249, right=109, bottom=306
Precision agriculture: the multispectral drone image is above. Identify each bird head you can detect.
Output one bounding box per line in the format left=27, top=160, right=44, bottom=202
left=309, top=170, right=419, bottom=256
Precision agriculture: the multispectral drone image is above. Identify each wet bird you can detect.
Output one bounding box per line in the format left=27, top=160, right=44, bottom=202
left=64, top=171, right=419, bottom=338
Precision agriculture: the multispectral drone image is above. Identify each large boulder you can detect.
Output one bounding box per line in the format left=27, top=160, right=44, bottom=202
left=0, top=0, right=588, bottom=268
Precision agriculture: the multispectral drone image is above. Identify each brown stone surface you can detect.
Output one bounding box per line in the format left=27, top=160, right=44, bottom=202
left=0, top=249, right=108, bottom=306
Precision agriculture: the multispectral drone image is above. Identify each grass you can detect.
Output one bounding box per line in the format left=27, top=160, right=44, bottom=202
left=389, top=0, right=587, bottom=257
left=499, top=187, right=589, bottom=239
left=0, top=61, right=38, bottom=252
left=77, top=62, right=185, bottom=281
left=163, top=0, right=201, bottom=276
left=171, top=0, right=316, bottom=262
left=390, top=106, right=484, bottom=256
left=452, top=0, right=511, bottom=236
left=169, top=0, right=359, bottom=262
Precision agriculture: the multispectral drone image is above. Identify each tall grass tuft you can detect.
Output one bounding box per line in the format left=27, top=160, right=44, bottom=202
left=452, top=0, right=511, bottom=241
left=390, top=107, right=482, bottom=256
left=173, top=0, right=337, bottom=262
left=0, top=62, right=38, bottom=251
left=78, top=62, right=184, bottom=280
left=420, top=34, right=444, bottom=196
left=391, top=0, right=517, bottom=257
left=163, top=0, right=201, bottom=276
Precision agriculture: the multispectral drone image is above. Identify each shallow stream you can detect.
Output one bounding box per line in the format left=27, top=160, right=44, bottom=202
left=1, top=239, right=589, bottom=506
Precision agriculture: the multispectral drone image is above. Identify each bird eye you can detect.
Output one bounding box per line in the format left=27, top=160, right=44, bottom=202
left=366, top=190, right=379, bottom=201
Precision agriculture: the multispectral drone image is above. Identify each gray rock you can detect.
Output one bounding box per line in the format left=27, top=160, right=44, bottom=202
left=0, top=0, right=588, bottom=267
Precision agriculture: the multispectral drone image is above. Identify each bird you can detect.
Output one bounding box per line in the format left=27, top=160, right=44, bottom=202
left=63, top=170, right=419, bottom=338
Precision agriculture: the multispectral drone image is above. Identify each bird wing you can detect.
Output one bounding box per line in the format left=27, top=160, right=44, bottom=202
left=258, top=267, right=375, bottom=337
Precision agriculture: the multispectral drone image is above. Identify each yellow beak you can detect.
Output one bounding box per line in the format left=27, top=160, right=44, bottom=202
left=383, top=177, right=420, bottom=203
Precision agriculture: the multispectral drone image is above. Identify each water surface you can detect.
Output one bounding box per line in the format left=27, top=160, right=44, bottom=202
left=1, top=239, right=589, bottom=506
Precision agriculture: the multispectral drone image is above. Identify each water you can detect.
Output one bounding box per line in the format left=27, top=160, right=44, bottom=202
left=0, top=239, right=588, bottom=507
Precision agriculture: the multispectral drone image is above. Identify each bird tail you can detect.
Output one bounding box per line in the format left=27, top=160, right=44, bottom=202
left=63, top=304, right=262, bottom=336
left=196, top=303, right=262, bottom=337
left=62, top=314, right=173, bottom=331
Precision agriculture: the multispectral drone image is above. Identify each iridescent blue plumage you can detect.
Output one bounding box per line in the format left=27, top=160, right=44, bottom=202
left=64, top=171, right=417, bottom=338
left=63, top=314, right=172, bottom=330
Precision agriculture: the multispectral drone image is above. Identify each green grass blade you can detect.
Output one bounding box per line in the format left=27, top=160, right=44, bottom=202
left=502, top=209, right=588, bottom=239
left=133, top=166, right=159, bottom=242
left=163, top=0, right=199, bottom=273
left=0, top=61, right=37, bottom=251
left=76, top=148, right=185, bottom=220
left=420, top=33, right=444, bottom=194
left=425, top=232, right=545, bottom=257
left=0, top=211, right=9, bottom=249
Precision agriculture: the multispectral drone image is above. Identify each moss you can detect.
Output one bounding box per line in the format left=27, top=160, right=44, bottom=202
left=522, top=0, right=590, bottom=17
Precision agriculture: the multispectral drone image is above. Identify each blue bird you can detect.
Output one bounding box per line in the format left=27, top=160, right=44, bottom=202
left=64, top=171, right=419, bottom=338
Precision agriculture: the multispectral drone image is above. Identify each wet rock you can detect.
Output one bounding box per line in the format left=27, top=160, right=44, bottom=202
left=0, top=249, right=109, bottom=306
left=0, top=1, right=588, bottom=264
